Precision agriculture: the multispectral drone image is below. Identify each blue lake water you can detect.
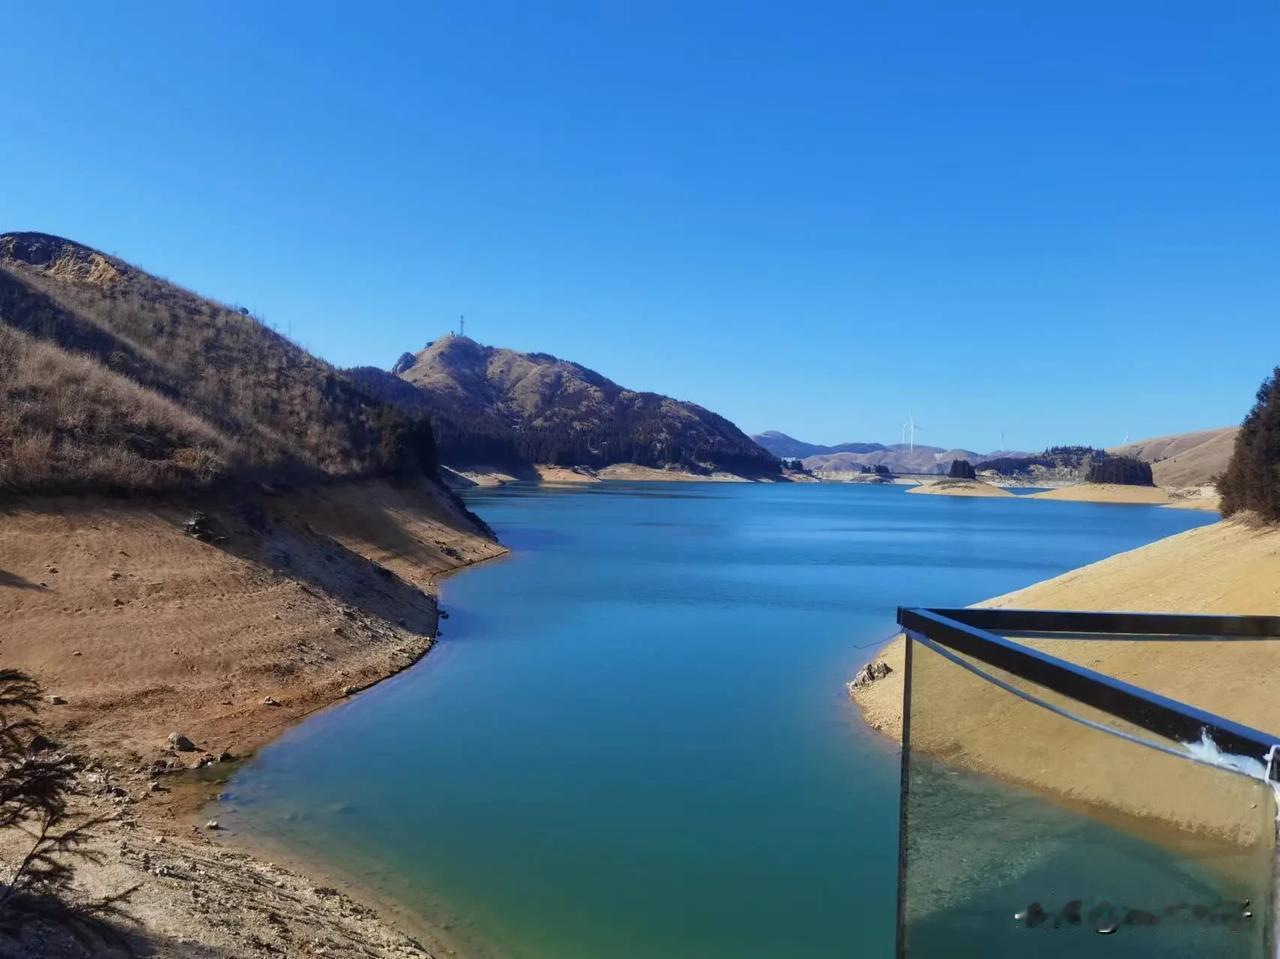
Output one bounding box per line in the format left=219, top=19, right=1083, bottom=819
left=222, top=482, right=1217, bottom=958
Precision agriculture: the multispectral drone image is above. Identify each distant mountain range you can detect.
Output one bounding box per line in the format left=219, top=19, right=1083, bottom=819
left=752, top=431, right=1028, bottom=475
left=350, top=337, right=781, bottom=478
left=750, top=432, right=886, bottom=459
left=756, top=427, right=1237, bottom=487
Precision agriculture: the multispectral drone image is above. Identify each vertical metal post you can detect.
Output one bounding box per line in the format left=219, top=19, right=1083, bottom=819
left=894, top=631, right=914, bottom=958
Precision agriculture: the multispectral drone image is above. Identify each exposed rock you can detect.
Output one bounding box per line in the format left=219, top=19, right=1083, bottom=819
left=342, top=685, right=358, bottom=697
left=205, top=819, right=220, bottom=830
left=849, top=660, right=893, bottom=690
left=262, top=696, right=280, bottom=707
left=47, top=694, right=67, bottom=705
left=168, top=732, right=197, bottom=752
left=183, top=512, right=227, bottom=544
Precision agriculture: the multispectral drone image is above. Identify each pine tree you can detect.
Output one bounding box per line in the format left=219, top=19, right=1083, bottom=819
left=1085, top=456, right=1154, bottom=486
left=1220, top=367, right=1280, bottom=521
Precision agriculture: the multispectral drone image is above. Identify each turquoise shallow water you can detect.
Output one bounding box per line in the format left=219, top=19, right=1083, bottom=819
left=222, top=482, right=1218, bottom=958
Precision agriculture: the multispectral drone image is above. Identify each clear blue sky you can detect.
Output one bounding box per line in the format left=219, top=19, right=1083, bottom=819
left=3, top=3, right=1276, bottom=450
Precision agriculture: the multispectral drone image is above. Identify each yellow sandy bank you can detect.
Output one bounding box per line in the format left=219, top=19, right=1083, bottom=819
left=852, top=518, right=1280, bottom=843
left=905, top=479, right=1014, bottom=498
left=1030, top=482, right=1171, bottom=504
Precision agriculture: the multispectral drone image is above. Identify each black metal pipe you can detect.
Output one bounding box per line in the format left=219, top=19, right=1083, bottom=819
left=930, top=607, right=1280, bottom=638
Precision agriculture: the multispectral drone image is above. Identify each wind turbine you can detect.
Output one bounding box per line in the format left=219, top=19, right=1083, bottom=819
left=901, top=413, right=918, bottom=451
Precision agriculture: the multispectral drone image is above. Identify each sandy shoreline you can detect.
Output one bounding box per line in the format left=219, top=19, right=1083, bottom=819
left=1029, top=481, right=1172, bottom=504
left=905, top=479, right=1013, bottom=498
left=0, top=478, right=506, bottom=957
left=442, top=462, right=790, bottom=488
left=851, top=515, right=1280, bottom=843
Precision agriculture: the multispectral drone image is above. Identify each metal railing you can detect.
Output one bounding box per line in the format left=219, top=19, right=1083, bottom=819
left=894, top=607, right=1280, bottom=958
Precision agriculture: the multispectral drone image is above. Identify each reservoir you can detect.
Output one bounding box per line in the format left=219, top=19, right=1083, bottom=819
left=222, top=482, right=1217, bottom=957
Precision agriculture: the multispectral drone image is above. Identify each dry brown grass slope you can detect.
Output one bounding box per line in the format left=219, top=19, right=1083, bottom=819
left=0, top=232, right=504, bottom=957
left=1109, top=426, right=1237, bottom=488
left=0, top=232, right=419, bottom=494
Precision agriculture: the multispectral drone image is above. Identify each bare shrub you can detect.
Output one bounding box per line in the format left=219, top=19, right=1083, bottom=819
left=0, top=325, right=232, bottom=493
left=0, top=670, right=136, bottom=950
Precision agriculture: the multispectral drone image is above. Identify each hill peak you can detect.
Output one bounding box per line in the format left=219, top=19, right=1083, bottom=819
left=350, top=337, right=778, bottom=477
left=0, top=231, right=126, bottom=285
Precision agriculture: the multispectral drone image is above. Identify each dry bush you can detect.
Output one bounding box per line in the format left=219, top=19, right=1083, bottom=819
left=0, top=326, right=232, bottom=493
left=0, top=670, right=136, bottom=950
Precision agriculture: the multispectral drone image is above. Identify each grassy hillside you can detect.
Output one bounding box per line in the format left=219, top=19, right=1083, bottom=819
left=0, top=232, right=435, bottom=493
left=353, top=335, right=781, bottom=477
left=1109, top=426, right=1237, bottom=488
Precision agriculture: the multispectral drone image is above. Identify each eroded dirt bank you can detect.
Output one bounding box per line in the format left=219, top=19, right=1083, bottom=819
left=0, top=477, right=505, bottom=958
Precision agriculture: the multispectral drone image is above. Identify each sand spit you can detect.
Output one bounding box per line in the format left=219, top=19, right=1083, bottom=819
left=851, top=517, right=1280, bottom=843
left=905, top=479, right=1014, bottom=498
left=0, top=478, right=504, bottom=958
left=809, top=472, right=919, bottom=485
left=1030, top=482, right=1171, bottom=505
